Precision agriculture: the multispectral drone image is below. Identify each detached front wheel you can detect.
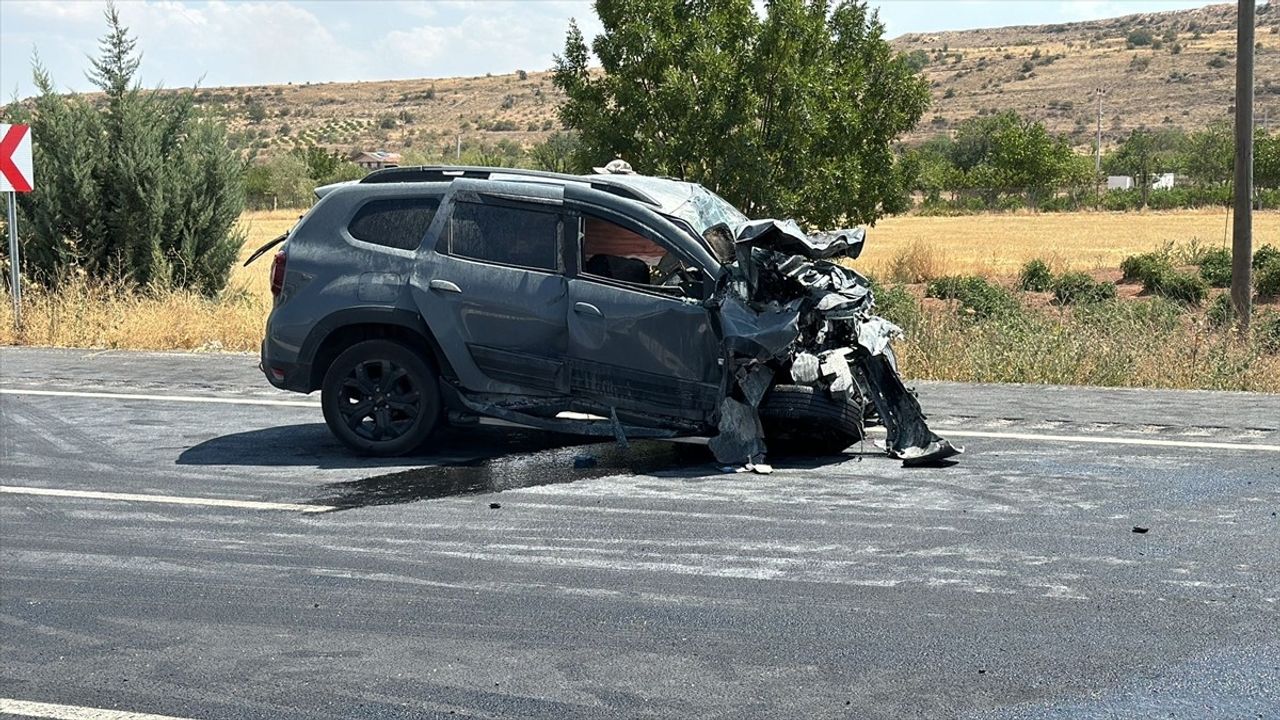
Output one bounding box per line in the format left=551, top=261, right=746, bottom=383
left=321, top=339, right=441, bottom=456
left=759, top=384, right=864, bottom=456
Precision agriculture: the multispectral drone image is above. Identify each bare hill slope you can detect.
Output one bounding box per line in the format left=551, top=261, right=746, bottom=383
left=893, top=2, right=1279, bottom=147
left=175, top=2, right=1277, bottom=159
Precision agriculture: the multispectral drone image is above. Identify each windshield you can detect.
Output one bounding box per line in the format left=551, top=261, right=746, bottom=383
left=668, top=185, right=749, bottom=236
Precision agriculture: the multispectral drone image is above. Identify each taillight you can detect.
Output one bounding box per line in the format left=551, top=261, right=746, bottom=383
left=269, top=250, right=287, bottom=297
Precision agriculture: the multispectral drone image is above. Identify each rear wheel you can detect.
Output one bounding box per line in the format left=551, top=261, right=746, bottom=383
left=759, top=384, right=864, bottom=456
left=321, top=339, right=441, bottom=456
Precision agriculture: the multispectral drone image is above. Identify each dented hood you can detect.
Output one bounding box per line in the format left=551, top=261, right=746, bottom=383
left=733, top=218, right=865, bottom=260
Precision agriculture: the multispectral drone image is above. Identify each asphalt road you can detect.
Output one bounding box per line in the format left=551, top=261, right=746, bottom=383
left=1, top=346, right=1277, bottom=720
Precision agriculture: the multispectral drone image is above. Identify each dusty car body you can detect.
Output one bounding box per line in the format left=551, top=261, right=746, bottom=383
left=257, top=165, right=956, bottom=466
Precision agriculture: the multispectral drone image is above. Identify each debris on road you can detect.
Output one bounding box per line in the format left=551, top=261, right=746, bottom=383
left=1132, top=525, right=1150, bottom=534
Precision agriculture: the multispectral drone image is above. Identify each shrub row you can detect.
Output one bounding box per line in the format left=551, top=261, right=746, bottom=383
left=1121, top=243, right=1280, bottom=302
left=925, top=276, right=1021, bottom=318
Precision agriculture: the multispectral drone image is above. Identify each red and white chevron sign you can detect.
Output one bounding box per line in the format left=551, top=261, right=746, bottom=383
left=0, top=123, right=34, bottom=193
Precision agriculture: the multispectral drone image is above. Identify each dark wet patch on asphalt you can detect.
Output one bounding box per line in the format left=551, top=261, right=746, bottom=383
left=306, top=437, right=714, bottom=510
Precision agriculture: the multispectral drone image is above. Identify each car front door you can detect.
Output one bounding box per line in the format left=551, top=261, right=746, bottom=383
left=565, top=206, right=723, bottom=421
left=410, top=181, right=570, bottom=395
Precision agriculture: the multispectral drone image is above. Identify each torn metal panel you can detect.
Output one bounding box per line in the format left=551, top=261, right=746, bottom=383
left=704, top=214, right=958, bottom=467
left=707, top=397, right=766, bottom=465
left=734, top=219, right=866, bottom=260
left=737, top=363, right=774, bottom=408
left=853, top=352, right=960, bottom=464
left=714, top=295, right=802, bottom=361
left=790, top=352, right=820, bottom=384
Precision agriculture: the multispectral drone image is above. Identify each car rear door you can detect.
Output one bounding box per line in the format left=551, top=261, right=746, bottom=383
left=565, top=204, right=723, bottom=421
left=410, top=180, right=571, bottom=395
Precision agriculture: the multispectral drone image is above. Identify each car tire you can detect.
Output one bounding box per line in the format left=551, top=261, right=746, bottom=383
left=759, top=384, right=864, bottom=456
left=321, top=339, right=441, bottom=456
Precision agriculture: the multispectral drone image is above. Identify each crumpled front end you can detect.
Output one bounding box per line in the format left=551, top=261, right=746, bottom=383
left=706, top=218, right=961, bottom=467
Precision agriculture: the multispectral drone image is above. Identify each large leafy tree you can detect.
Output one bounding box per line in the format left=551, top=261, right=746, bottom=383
left=553, top=0, right=929, bottom=228
left=1256, top=128, right=1280, bottom=190
left=2, top=3, right=244, bottom=294
left=911, top=111, right=1082, bottom=206
left=1181, top=123, right=1233, bottom=186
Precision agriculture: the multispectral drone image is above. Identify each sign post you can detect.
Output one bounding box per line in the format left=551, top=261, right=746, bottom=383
left=1, top=123, right=34, bottom=326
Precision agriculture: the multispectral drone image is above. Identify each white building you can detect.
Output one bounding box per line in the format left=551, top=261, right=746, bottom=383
left=352, top=151, right=402, bottom=170
left=1106, top=175, right=1134, bottom=191
left=1152, top=172, right=1176, bottom=190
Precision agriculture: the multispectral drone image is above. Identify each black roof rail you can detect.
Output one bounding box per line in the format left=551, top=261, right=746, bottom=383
left=361, top=165, right=571, bottom=184
left=359, top=165, right=662, bottom=207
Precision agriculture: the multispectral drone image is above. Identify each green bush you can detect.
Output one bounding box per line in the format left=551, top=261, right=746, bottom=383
left=1051, top=272, right=1117, bottom=305
left=1256, top=312, right=1280, bottom=355
left=926, top=275, right=1021, bottom=318
left=1101, top=189, right=1142, bottom=211
left=1145, top=270, right=1208, bottom=305
left=1206, top=293, right=1236, bottom=328
left=1127, top=28, right=1154, bottom=46
left=1120, top=252, right=1171, bottom=284
left=872, top=283, right=923, bottom=331
left=1018, top=259, right=1054, bottom=291
left=1197, top=248, right=1232, bottom=287
left=1254, top=244, right=1280, bottom=270
left=1256, top=258, right=1280, bottom=298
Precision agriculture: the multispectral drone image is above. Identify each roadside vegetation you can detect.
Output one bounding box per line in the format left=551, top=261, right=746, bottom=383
left=5, top=210, right=1279, bottom=393
left=2, top=2, right=1279, bottom=395
left=903, top=114, right=1280, bottom=214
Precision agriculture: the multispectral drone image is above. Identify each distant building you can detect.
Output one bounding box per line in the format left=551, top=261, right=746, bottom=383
left=1106, top=175, right=1134, bottom=191
left=352, top=151, right=402, bottom=170
left=1152, top=172, right=1176, bottom=190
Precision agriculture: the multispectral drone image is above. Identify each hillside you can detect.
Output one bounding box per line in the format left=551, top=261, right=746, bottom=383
left=894, top=2, right=1279, bottom=147
left=197, top=71, right=565, bottom=162
left=176, top=2, right=1278, bottom=160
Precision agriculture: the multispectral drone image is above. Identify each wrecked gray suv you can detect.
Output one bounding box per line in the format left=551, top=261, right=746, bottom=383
left=256, top=165, right=957, bottom=466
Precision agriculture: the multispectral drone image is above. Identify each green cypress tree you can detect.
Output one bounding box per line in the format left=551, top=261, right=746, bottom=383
left=2, top=2, right=244, bottom=294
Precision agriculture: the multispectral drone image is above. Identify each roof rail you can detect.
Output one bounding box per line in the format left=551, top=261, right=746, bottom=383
left=360, top=165, right=569, bottom=184
left=359, top=165, right=661, bottom=207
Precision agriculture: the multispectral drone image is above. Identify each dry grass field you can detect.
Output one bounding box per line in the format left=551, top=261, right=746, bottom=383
left=0, top=210, right=296, bottom=353
left=857, top=208, right=1276, bottom=279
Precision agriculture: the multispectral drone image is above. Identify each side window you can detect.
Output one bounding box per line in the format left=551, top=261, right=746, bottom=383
left=580, top=214, right=697, bottom=295
left=347, top=197, right=439, bottom=250
left=447, top=201, right=560, bottom=271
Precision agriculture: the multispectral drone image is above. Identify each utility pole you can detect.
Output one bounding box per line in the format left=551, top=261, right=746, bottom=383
left=1231, top=0, right=1254, bottom=330
left=1095, top=87, right=1105, bottom=177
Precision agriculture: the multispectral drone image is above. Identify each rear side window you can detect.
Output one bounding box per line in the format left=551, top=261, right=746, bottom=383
left=447, top=201, right=560, bottom=271
left=348, top=197, right=439, bottom=250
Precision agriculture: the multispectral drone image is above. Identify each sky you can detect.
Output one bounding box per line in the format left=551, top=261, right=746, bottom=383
left=0, top=0, right=1226, bottom=100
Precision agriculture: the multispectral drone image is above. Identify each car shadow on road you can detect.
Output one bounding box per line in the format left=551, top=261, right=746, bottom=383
left=304, top=437, right=722, bottom=510
left=178, top=422, right=862, bottom=510
left=176, top=422, right=596, bottom=471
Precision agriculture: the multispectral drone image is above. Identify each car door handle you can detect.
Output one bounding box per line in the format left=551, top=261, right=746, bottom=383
left=573, top=302, right=604, bottom=318
left=429, top=279, right=462, bottom=294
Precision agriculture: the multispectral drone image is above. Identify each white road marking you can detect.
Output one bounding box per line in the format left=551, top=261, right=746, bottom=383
left=0, top=486, right=334, bottom=513
left=0, top=698, right=198, bottom=720
left=0, top=387, right=316, bottom=407
left=864, top=426, right=1280, bottom=452
left=2, top=386, right=1277, bottom=453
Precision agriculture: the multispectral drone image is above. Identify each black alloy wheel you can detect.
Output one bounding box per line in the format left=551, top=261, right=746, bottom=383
left=321, top=339, right=440, bottom=455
